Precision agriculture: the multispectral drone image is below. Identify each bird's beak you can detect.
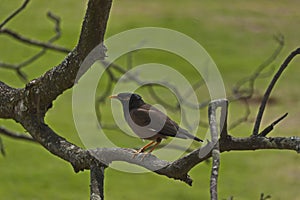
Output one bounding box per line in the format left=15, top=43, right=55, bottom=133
left=109, top=95, right=118, bottom=99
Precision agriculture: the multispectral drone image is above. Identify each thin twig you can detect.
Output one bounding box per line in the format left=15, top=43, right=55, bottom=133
left=253, top=48, right=300, bottom=135
left=260, top=193, right=271, bottom=200
left=0, top=0, right=30, bottom=29
left=233, top=34, right=284, bottom=99
left=0, top=136, right=5, bottom=156
left=0, top=28, right=70, bottom=53
left=0, top=12, right=67, bottom=81
left=229, top=36, right=284, bottom=129
left=229, top=98, right=251, bottom=130
left=258, top=113, right=288, bottom=137
left=0, top=127, right=36, bottom=142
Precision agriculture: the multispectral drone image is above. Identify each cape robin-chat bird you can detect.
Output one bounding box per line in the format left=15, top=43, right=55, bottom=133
left=110, top=93, right=203, bottom=155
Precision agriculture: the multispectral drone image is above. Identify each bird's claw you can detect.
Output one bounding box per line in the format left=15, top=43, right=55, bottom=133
left=131, top=149, right=142, bottom=159
left=131, top=149, right=150, bottom=160
left=141, top=152, right=151, bottom=160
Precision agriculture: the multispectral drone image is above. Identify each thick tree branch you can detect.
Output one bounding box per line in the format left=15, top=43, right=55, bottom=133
left=208, top=100, right=221, bottom=200
left=0, top=0, right=112, bottom=174
left=210, top=149, right=220, bottom=200
left=208, top=99, right=228, bottom=200
left=90, top=134, right=300, bottom=186
left=0, top=81, right=20, bottom=119
left=19, top=116, right=92, bottom=172
left=21, top=0, right=111, bottom=114
left=90, top=162, right=106, bottom=200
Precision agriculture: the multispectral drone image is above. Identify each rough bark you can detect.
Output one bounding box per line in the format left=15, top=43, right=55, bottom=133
left=0, top=0, right=112, bottom=172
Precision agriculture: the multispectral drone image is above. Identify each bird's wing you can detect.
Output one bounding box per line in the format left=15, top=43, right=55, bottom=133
left=130, top=104, right=202, bottom=141
left=130, top=105, right=181, bottom=138
left=129, top=107, right=151, bottom=127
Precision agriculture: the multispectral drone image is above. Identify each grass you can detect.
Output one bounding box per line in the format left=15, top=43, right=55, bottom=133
left=0, top=0, right=300, bottom=199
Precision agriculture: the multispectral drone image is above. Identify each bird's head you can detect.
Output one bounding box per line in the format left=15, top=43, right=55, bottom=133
left=110, top=93, right=144, bottom=109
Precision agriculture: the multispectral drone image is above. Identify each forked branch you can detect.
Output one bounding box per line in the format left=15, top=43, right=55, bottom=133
left=253, top=48, right=300, bottom=135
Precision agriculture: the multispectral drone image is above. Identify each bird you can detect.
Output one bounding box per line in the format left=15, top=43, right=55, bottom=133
left=110, top=93, right=203, bottom=156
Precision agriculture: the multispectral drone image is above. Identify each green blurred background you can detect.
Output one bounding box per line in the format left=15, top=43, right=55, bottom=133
left=0, top=0, right=299, bottom=199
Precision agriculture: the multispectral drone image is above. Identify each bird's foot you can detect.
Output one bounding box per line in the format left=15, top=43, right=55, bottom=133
left=131, top=148, right=144, bottom=159
left=141, top=152, right=151, bottom=160
left=132, top=152, right=151, bottom=161
left=131, top=149, right=152, bottom=160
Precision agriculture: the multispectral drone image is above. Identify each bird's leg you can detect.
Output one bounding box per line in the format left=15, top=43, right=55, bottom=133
left=141, top=138, right=162, bottom=160
left=148, top=139, right=161, bottom=154
left=132, top=140, right=156, bottom=158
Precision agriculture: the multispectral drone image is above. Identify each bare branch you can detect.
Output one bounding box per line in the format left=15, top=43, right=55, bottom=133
left=0, top=0, right=30, bottom=29
left=258, top=113, right=288, bottom=137
left=260, top=193, right=271, bottom=200
left=0, top=81, right=20, bottom=119
left=229, top=98, right=250, bottom=130
left=208, top=100, right=224, bottom=200
left=19, top=116, right=93, bottom=172
left=90, top=134, right=300, bottom=186
left=229, top=36, right=284, bottom=129
left=253, top=48, right=300, bottom=135
left=0, top=11, right=66, bottom=82
left=29, top=0, right=111, bottom=111
left=210, top=149, right=220, bottom=200
left=0, top=28, right=70, bottom=53
left=0, top=1, right=298, bottom=198
left=0, top=136, right=5, bottom=156
left=0, top=0, right=113, bottom=174
left=90, top=162, right=106, bottom=200
left=0, top=126, right=36, bottom=142
left=232, top=34, right=284, bottom=99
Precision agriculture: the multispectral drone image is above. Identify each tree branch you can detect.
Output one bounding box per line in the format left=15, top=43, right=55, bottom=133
left=89, top=134, right=300, bottom=186
left=0, top=28, right=70, bottom=53
left=0, top=11, right=66, bottom=82
left=19, top=116, right=93, bottom=172
left=253, top=48, right=300, bottom=135
left=210, top=149, right=220, bottom=200
left=21, top=0, right=111, bottom=114
left=0, top=136, right=5, bottom=156
left=258, top=112, right=288, bottom=137
left=0, top=0, right=30, bottom=29
left=0, top=0, right=112, bottom=173
left=208, top=100, right=224, bottom=200
left=0, top=81, right=20, bottom=119
left=0, top=126, right=36, bottom=142
left=229, top=36, right=284, bottom=129
left=0, top=1, right=299, bottom=198
left=90, top=162, right=106, bottom=200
